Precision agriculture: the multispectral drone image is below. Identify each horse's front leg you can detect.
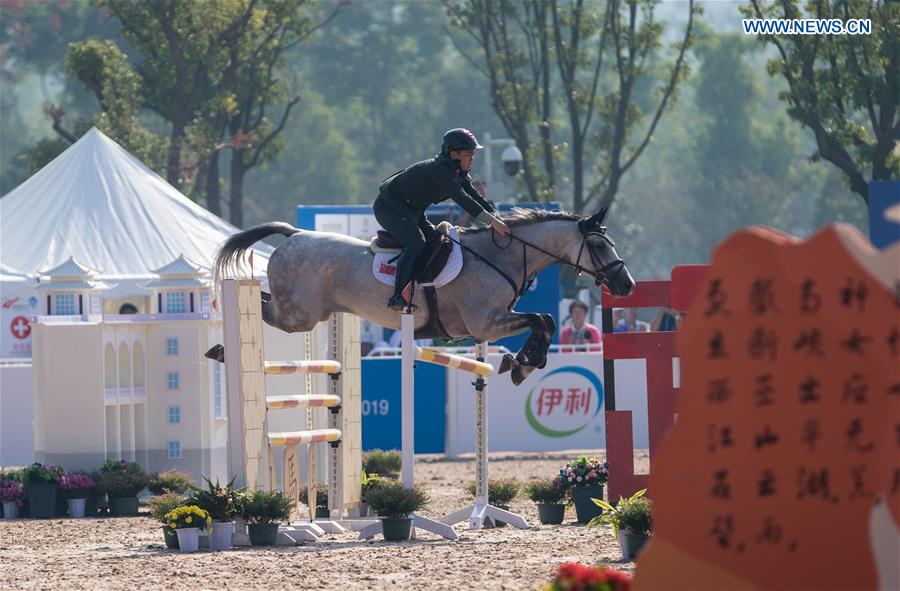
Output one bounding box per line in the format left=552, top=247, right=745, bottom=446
left=466, top=310, right=555, bottom=386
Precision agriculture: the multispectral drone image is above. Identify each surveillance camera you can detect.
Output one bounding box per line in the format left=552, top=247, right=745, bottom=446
left=501, top=145, right=523, bottom=177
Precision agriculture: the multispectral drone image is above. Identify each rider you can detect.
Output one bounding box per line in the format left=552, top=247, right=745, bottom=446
left=374, top=128, right=512, bottom=310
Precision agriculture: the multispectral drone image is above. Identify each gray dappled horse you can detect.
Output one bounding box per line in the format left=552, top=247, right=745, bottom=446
left=212, top=208, right=635, bottom=385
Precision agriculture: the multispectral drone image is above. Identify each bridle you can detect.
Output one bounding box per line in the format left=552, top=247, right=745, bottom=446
left=448, top=219, right=627, bottom=308
left=573, top=228, right=627, bottom=286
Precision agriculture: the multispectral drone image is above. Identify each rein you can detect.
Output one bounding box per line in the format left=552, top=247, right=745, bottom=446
left=446, top=223, right=627, bottom=308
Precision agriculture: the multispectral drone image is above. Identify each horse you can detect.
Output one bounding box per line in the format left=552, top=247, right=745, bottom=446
left=211, top=208, right=635, bottom=385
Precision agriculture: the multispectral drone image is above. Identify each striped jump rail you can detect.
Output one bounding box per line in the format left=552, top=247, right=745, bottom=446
left=264, top=360, right=342, bottom=375
left=414, top=347, right=494, bottom=377
left=269, top=428, right=342, bottom=447
left=267, top=394, right=341, bottom=410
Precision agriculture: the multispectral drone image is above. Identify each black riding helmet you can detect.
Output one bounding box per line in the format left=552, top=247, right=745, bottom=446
left=441, top=128, right=484, bottom=155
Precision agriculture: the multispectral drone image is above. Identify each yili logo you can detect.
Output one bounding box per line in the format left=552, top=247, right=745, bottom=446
left=525, top=366, right=603, bottom=438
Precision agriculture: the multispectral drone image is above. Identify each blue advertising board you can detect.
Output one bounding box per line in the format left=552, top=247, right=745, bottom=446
left=868, top=180, right=900, bottom=250
left=360, top=357, right=446, bottom=453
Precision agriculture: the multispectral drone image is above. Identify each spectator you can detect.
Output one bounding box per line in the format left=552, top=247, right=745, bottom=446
left=612, top=308, right=628, bottom=333
left=561, top=300, right=602, bottom=346
left=624, top=308, right=650, bottom=332
left=651, top=307, right=678, bottom=332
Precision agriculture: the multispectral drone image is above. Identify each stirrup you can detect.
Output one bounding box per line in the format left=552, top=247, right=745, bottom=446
left=387, top=295, right=416, bottom=312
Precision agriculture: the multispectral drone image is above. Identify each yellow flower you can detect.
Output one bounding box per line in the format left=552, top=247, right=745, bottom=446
left=168, top=522, right=176, bottom=528
left=185, top=516, right=192, bottom=523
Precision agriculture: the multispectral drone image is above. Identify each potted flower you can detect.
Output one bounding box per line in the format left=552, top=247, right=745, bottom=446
left=241, top=490, right=294, bottom=546
left=359, top=471, right=386, bottom=517
left=365, top=481, right=429, bottom=541
left=190, top=477, right=242, bottom=551
left=148, top=470, right=195, bottom=495
left=21, top=463, right=66, bottom=519
left=0, top=476, right=25, bottom=520
left=298, top=482, right=331, bottom=519
left=147, top=492, right=187, bottom=549
left=95, top=459, right=148, bottom=516
left=543, top=562, right=632, bottom=591
left=362, top=449, right=402, bottom=479
left=560, top=456, right=608, bottom=523
left=526, top=478, right=568, bottom=525
left=590, top=488, right=652, bottom=561
left=464, top=478, right=520, bottom=527
left=164, top=505, right=211, bottom=553
left=59, top=473, right=95, bottom=518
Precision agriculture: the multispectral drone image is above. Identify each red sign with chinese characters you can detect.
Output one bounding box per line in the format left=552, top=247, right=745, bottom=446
left=635, top=225, right=900, bottom=591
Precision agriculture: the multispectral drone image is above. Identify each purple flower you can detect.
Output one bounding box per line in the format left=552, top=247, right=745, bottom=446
left=61, top=473, right=95, bottom=491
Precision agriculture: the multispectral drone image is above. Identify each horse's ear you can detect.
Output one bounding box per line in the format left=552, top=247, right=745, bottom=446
left=580, top=207, right=608, bottom=233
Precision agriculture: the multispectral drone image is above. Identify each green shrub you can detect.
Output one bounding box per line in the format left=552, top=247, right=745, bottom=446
left=21, top=463, right=66, bottom=486
left=95, top=460, right=148, bottom=498
left=241, top=490, right=295, bottom=525
left=147, top=492, right=187, bottom=523
left=148, top=470, right=195, bottom=495
left=464, top=478, right=520, bottom=506
left=590, top=489, right=652, bottom=536
left=362, top=449, right=402, bottom=476
left=297, top=482, right=330, bottom=509
left=361, top=471, right=388, bottom=502
left=365, top=482, right=429, bottom=519
left=525, top=478, right=567, bottom=505
left=190, top=477, right=242, bottom=521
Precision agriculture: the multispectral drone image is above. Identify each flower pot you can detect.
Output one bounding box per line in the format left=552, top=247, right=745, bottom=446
left=380, top=517, right=413, bottom=541
left=314, top=507, right=330, bottom=519
left=162, top=525, right=179, bottom=549
left=85, top=493, right=99, bottom=517
left=536, top=503, right=566, bottom=525
left=108, top=496, right=139, bottom=516
left=571, top=485, right=604, bottom=523
left=67, top=498, right=87, bottom=518
left=248, top=523, right=279, bottom=546
left=210, top=521, right=234, bottom=551
left=56, top=494, right=69, bottom=517
left=3, top=501, right=19, bottom=520
left=26, top=482, right=58, bottom=519
left=358, top=502, right=370, bottom=517
left=618, top=528, right=649, bottom=561
left=175, top=527, right=200, bottom=552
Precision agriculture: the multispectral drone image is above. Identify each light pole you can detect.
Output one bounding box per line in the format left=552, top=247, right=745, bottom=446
left=482, top=131, right=523, bottom=201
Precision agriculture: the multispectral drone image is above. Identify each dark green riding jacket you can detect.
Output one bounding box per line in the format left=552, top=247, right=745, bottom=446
left=379, top=154, right=496, bottom=223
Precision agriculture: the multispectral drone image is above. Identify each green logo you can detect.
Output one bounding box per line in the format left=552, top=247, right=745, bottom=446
left=525, top=366, right=603, bottom=438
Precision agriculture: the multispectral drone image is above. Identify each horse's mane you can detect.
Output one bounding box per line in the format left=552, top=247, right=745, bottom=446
left=459, top=208, right=581, bottom=234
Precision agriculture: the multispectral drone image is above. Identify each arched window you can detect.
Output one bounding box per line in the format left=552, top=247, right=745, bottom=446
left=119, top=303, right=139, bottom=314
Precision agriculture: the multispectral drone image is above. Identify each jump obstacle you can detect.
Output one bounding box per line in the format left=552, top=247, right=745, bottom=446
left=358, top=312, right=529, bottom=541
left=222, top=279, right=363, bottom=543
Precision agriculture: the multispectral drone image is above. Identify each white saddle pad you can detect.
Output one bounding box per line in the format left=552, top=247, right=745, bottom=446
left=372, top=227, right=463, bottom=289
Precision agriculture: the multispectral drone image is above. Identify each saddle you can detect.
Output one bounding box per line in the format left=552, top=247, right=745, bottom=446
left=371, top=221, right=454, bottom=284
left=369, top=221, right=457, bottom=340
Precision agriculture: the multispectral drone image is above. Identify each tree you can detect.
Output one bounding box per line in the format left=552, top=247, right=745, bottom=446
left=446, top=0, right=555, bottom=202
left=447, top=0, right=697, bottom=213
left=742, top=0, right=899, bottom=204
left=216, top=0, right=344, bottom=226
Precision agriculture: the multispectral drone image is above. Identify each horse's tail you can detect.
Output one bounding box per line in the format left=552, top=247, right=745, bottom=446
left=213, top=222, right=300, bottom=285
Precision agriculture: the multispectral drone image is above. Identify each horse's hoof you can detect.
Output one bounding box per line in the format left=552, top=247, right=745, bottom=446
left=205, top=344, right=225, bottom=363
left=499, top=354, right=514, bottom=374
left=511, top=366, right=526, bottom=386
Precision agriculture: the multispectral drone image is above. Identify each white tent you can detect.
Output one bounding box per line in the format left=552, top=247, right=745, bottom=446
left=0, top=127, right=271, bottom=289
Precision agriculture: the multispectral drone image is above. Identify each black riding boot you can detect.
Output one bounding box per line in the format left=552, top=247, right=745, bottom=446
left=388, top=248, right=418, bottom=310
